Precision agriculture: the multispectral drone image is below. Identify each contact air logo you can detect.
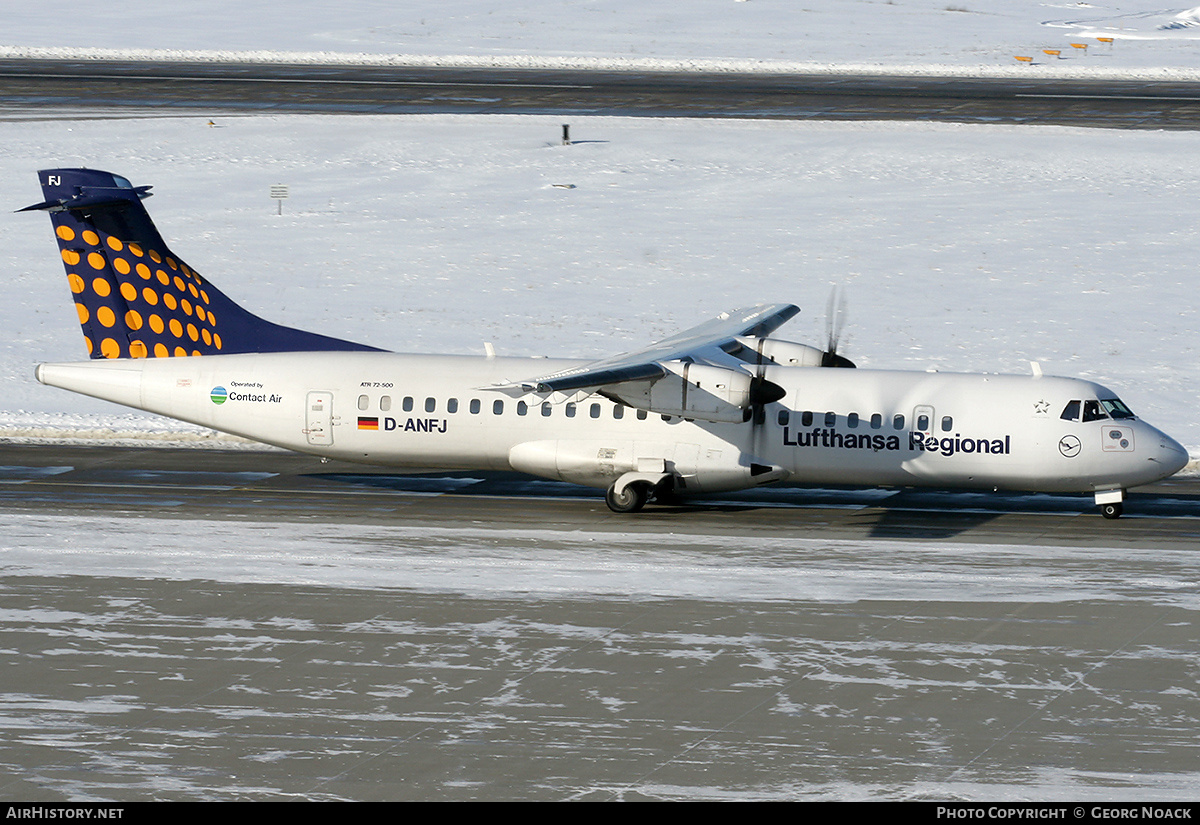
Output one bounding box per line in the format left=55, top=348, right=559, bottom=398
left=209, top=383, right=282, bottom=404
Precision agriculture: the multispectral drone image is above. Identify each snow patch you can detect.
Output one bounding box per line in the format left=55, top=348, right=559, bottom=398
left=0, top=411, right=269, bottom=449
left=2, top=44, right=1200, bottom=82
left=1161, top=7, right=1200, bottom=30
left=10, top=1, right=1200, bottom=77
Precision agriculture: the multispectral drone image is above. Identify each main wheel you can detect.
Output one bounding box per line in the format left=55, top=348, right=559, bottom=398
left=1101, top=502, right=1124, bottom=520
left=605, top=482, right=649, bottom=513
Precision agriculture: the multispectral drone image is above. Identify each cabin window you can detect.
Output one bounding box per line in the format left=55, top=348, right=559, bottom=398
left=824, top=411, right=836, bottom=427
left=425, top=397, right=436, bottom=413
left=847, top=412, right=859, bottom=429
left=870, top=413, right=882, bottom=429
left=403, top=396, right=414, bottom=412
left=493, top=400, right=504, bottom=415
left=916, top=414, right=929, bottom=431
left=941, top=416, right=953, bottom=432
left=893, top=414, right=905, bottom=430
left=470, top=399, right=481, bottom=414
left=447, top=398, right=459, bottom=414
left=542, top=402, right=552, bottom=417
left=380, top=396, right=392, bottom=412
left=613, top=406, right=624, bottom=420
left=590, top=404, right=601, bottom=419
left=801, top=411, right=813, bottom=427
left=357, top=394, right=369, bottom=411
left=778, top=410, right=790, bottom=426
left=517, top=401, right=528, bottom=416
left=637, top=409, right=648, bottom=420
left=1061, top=400, right=1080, bottom=422
left=566, top=403, right=576, bottom=418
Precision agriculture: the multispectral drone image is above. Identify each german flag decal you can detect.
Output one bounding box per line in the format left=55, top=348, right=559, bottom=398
left=357, top=417, right=379, bottom=430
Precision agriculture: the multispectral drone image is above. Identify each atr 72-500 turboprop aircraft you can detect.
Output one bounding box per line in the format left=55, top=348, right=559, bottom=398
left=24, top=168, right=1190, bottom=517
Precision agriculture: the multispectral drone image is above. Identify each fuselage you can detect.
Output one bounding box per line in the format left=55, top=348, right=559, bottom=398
left=36, top=351, right=1190, bottom=498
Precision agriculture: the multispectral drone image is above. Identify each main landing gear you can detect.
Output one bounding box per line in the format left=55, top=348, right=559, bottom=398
left=605, top=482, right=651, bottom=513
left=604, top=468, right=672, bottom=513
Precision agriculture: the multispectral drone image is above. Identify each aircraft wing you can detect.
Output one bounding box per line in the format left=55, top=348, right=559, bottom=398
left=494, top=305, right=799, bottom=423
left=515, top=303, right=799, bottom=393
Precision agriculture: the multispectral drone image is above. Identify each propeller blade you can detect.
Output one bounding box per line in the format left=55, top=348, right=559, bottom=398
left=823, top=286, right=855, bottom=368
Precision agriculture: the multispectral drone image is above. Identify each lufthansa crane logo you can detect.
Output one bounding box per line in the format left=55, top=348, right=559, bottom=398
left=1058, top=435, right=1081, bottom=458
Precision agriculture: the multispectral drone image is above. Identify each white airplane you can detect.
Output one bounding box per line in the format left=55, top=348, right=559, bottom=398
left=24, top=168, right=1190, bottom=518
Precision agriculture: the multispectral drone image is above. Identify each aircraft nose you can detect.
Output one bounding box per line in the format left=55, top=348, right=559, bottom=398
left=1151, top=430, right=1191, bottom=478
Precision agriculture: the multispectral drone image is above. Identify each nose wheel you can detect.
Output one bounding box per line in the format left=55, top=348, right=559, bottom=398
left=1095, top=488, right=1125, bottom=520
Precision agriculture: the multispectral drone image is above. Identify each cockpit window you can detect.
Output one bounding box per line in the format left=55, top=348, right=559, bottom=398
left=1065, top=397, right=1136, bottom=423
left=1082, top=400, right=1107, bottom=422
left=1100, top=398, right=1136, bottom=420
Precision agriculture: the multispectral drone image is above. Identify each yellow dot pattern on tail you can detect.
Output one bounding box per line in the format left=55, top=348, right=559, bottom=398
left=54, top=220, right=221, bottom=358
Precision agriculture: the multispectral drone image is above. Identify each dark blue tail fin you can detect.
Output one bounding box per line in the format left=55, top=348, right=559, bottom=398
left=23, top=168, right=382, bottom=359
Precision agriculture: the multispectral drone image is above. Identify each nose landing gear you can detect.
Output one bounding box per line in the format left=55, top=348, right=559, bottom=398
left=1095, top=488, right=1124, bottom=520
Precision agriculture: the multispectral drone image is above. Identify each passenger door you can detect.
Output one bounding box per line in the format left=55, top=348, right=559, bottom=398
left=306, top=391, right=334, bottom=446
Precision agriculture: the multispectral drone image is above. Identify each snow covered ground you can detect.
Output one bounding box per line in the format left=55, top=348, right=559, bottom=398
left=6, top=511, right=1199, bottom=606
left=4, top=114, right=1198, bottom=458
left=9, top=1, right=1200, bottom=77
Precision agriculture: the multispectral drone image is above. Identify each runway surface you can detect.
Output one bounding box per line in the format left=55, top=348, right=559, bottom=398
left=1, top=443, right=1198, bottom=545
left=1, top=443, right=1198, bottom=800
left=6, top=59, right=1200, bottom=128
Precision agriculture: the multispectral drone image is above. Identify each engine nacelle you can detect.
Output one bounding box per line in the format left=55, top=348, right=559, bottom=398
left=604, top=362, right=756, bottom=423
left=736, top=336, right=826, bottom=367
